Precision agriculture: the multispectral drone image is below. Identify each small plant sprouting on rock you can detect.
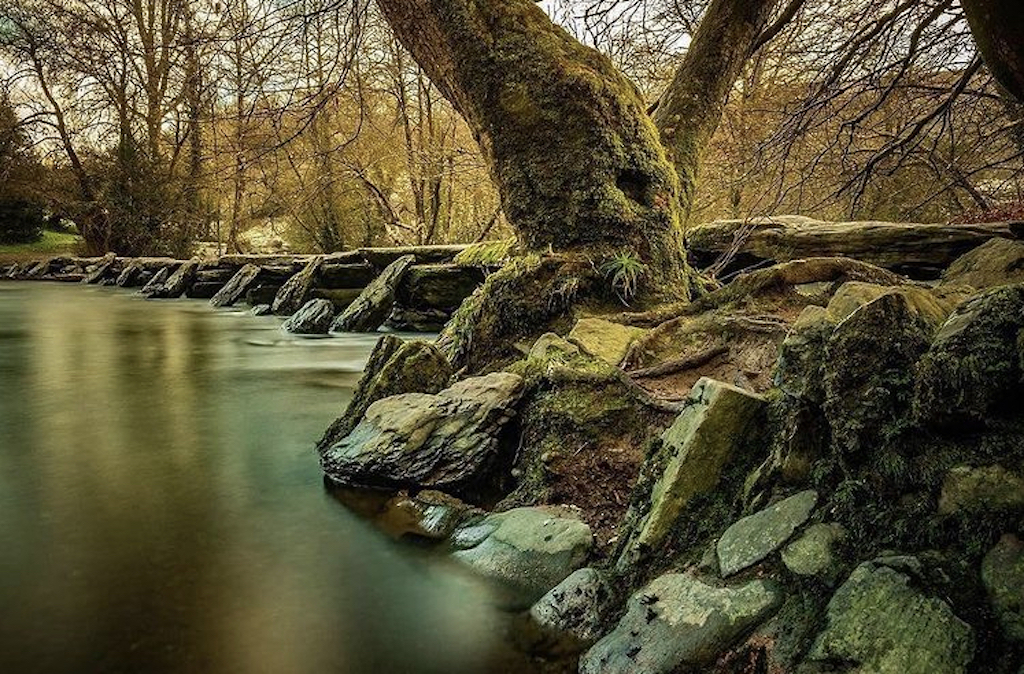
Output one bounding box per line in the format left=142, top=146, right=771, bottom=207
left=600, top=250, right=647, bottom=305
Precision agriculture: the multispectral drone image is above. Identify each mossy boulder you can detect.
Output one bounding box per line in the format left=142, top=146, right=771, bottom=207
left=803, top=557, right=974, bottom=674
left=823, top=291, right=938, bottom=459
left=782, top=522, right=845, bottom=578
left=451, top=506, right=592, bottom=609
left=568, top=317, right=646, bottom=366
left=938, top=465, right=1024, bottom=515
left=915, top=284, right=1024, bottom=429
left=982, top=534, right=1024, bottom=644
left=942, top=237, right=1024, bottom=289
left=579, top=573, right=782, bottom=674
left=317, top=335, right=453, bottom=452
left=529, top=567, right=610, bottom=646
left=332, top=254, right=415, bottom=332
left=617, top=378, right=765, bottom=570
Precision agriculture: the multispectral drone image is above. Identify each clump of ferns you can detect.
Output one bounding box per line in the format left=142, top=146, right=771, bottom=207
left=599, top=250, right=647, bottom=305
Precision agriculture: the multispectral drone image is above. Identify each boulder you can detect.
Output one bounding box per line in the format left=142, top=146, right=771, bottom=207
left=804, top=557, right=974, bottom=674
left=823, top=290, right=938, bottom=457
left=332, top=254, right=415, bottom=332
left=316, top=336, right=453, bottom=452
left=938, top=465, right=1024, bottom=515
left=915, top=284, right=1024, bottom=428
left=451, top=506, right=592, bottom=609
left=568, top=317, right=646, bottom=366
left=617, top=378, right=765, bottom=569
left=717, top=490, right=818, bottom=577
left=320, top=372, right=524, bottom=494
left=82, top=252, right=117, bottom=284
left=395, top=263, right=485, bottom=310
left=271, top=256, right=322, bottom=315
left=775, top=305, right=833, bottom=404
left=372, top=490, right=473, bottom=540
left=781, top=522, right=845, bottom=577
left=385, top=306, right=451, bottom=332
left=210, top=263, right=261, bottom=307
left=250, top=304, right=271, bottom=316
left=282, top=298, right=336, bottom=334
left=579, top=573, right=782, bottom=674
left=942, top=237, right=1024, bottom=289
left=982, top=534, right=1024, bottom=643
left=149, top=258, right=199, bottom=298
left=529, top=567, right=610, bottom=645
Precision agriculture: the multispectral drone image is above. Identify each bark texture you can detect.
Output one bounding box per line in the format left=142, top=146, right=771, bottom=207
left=652, top=0, right=779, bottom=217
left=374, top=0, right=688, bottom=290
left=961, top=0, right=1024, bottom=102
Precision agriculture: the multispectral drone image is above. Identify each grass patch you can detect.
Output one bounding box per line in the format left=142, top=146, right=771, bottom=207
left=0, top=231, right=83, bottom=263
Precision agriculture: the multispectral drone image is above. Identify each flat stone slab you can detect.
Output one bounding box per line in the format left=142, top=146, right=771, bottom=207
left=717, top=490, right=818, bottom=577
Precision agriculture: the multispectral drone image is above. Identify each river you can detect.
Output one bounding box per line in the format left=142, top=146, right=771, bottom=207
left=0, top=283, right=525, bottom=674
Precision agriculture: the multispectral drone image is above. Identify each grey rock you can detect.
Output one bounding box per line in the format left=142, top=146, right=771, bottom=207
left=938, top=465, right=1024, bottom=515
left=250, top=303, right=271, bottom=316
left=272, top=256, right=322, bottom=315
left=376, top=490, right=473, bottom=540
left=82, top=252, right=117, bottom=284
left=717, top=490, right=818, bottom=577
left=782, top=523, right=844, bottom=577
left=942, top=237, right=1024, bottom=289
left=115, top=260, right=145, bottom=287
left=316, top=336, right=452, bottom=452
left=211, top=263, right=261, bottom=307
left=138, top=267, right=170, bottom=295
left=332, top=254, right=415, bottom=332
left=149, top=258, right=199, bottom=298
left=982, top=534, right=1024, bottom=643
left=320, top=372, right=524, bottom=493
left=617, top=378, right=765, bottom=569
left=282, top=299, right=336, bottom=334
left=451, top=506, right=592, bottom=609
left=529, top=567, right=609, bottom=644
left=805, top=558, right=974, bottom=674
left=579, top=573, right=782, bottom=674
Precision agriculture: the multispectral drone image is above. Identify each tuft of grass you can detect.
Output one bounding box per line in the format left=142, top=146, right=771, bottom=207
left=0, top=230, right=83, bottom=263
left=453, top=238, right=516, bottom=267
left=599, top=250, right=647, bottom=305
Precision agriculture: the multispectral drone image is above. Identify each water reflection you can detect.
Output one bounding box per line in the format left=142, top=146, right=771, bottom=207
left=0, top=284, right=521, bottom=674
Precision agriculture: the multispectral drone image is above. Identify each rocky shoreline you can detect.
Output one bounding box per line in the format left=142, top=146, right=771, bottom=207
left=4, top=222, right=1024, bottom=673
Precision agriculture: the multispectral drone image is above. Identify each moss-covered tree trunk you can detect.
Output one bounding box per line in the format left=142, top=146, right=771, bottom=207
left=374, top=0, right=688, bottom=292
left=652, top=0, right=779, bottom=219
left=961, top=0, right=1024, bottom=102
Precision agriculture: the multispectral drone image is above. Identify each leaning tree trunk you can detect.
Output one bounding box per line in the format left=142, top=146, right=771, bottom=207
left=961, top=0, right=1024, bottom=102
left=652, top=0, right=779, bottom=220
left=374, top=0, right=689, bottom=293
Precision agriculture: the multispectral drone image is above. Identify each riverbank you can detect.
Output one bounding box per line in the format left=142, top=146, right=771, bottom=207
left=5, top=220, right=1024, bottom=673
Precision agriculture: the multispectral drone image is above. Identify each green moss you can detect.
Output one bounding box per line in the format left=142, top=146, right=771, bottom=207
left=453, top=238, right=518, bottom=267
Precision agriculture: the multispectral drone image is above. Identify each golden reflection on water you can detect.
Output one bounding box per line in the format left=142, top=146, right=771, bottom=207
left=0, top=284, right=518, bottom=674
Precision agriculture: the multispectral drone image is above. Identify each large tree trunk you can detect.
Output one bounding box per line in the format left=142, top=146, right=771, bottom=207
left=374, top=0, right=688, bottom=292
left=961, top=0, right=1024, bottom=102
left=652, top=0, right=780, bottom=219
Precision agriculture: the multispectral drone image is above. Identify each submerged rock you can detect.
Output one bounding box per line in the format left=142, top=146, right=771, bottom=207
left=579, top=573, right=782, bottom=674
left=332, top=254, right=415, bottom=332
left=717, top=490, right=818, bottom=577
left=316, top=336, right=452, bottom=452
left=282, top=298, right=336, bottom=334
left=982, top=534, right=1024, bottom=644
left=451, top=506, right=592, bottom=609
left=804, top=557, right=974, bottom=674
left=320, top=372, right=524, bottom=494
left=529, top=567, right=609, bottom=645
left=567, top=317, right=646, bottom=366
left=272, top=256, right=322, bottom=315
left=617, top=378, right=765, bottom=569
left=250, top=303, right=271, bottom=316
left=915, top=284, right=1024, bottom=429
left=210, top=263, right=261, bottom=307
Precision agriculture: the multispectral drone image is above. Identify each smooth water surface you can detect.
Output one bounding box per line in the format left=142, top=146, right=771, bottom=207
left=0, top=283, right=515, bottom=674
